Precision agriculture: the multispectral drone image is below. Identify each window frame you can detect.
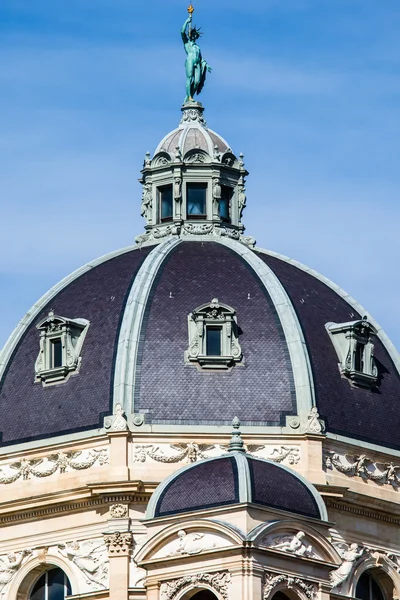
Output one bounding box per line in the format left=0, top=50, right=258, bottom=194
left=186, top=298, right=242, bottom=369
left=325, top=317, right=378, bottom=388
left=35, top=311, right=89, bottom=386
left=158, top=184, right=173, bottom=222
left=186, top=182, right=208, bottom=220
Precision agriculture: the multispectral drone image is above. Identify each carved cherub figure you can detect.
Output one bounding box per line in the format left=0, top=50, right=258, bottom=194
left=272, top=531, right=314, bottom=557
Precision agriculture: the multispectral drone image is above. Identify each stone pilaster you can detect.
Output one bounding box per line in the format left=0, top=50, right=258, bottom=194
left=104, top=531, right=133, bottom=600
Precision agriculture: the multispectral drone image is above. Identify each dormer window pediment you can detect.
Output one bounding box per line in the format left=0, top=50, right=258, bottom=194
left=326, top=316, right=378, bottom=388
left=35, top=311, right=89, bottom=386
left=186, top=298, right=242, bottom=370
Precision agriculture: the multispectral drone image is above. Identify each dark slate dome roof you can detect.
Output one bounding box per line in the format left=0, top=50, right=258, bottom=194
left=145, top=453, right=327, bottom=520
left=1, top=237, right=400, bottom=450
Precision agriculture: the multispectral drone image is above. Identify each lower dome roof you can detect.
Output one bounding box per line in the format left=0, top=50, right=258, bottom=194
left=146, top=453, right=327, bottom=521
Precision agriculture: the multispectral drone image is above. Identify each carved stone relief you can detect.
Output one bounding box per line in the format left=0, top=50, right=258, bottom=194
left=153, top=530, right=231, bottom=560
left=104, top=532, right=133, bottom=555
left=263, top=572, right=317, bottom=600
left=135, top=223, right=256, bottom=248
left=0, top=549, right=32, bottom=598
left=261, top=531, right=321, bottom=559
left=110, top=504, right=129, bottom=519
left=160, top=572, right=230, bottom=600
left=329, top=542, right=365, bottom=589
left=305, top=407, right=324, bottom=434
left=104, top=403, right=128, bottom=432
left=0, top=448, right=108, bottom=485
left=58, top=539, right=109, bottom=591
left=324, top=450, right=400, bottom=487
left=133, top=443, right=300, bottom=465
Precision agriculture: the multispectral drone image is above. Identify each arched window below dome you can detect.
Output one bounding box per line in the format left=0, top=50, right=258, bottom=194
left=29, top=567, right=71, bottom=600
left=356, top=571, right=385, bottom=600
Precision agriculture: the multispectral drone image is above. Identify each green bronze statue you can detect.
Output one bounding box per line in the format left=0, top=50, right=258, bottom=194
left=181, top=5, right=212, bottom=103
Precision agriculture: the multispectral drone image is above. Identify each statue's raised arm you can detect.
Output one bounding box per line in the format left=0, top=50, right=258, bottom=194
left=181, top=7, right=211, bottom=103
left=181, top=16, right=191, bottom=47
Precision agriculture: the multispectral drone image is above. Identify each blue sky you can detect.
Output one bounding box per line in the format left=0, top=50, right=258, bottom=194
left=1, top=0, right=400, bottom=350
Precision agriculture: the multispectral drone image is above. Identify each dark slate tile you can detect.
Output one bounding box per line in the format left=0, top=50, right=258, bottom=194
left=0, top=247, right=151, bottom=446
left=258, top=252, right=400, bottom=451
left=135, top=242, right=296, bottom=426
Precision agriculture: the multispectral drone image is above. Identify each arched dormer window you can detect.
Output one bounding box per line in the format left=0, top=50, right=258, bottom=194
left=325, top=316, right=378, bottom=388
left=35, top=311, right=89, bottom=386
left=185, top=298, right=242, bottom=369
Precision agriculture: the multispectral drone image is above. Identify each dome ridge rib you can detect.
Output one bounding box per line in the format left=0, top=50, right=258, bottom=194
left=112, top=237, right=182, bottom=414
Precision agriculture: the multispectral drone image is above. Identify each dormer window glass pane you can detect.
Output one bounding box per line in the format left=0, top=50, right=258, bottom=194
left=51, top=339, right=62, bottom=368
left=206, top=327, right=222, bottom=356
left=187, top=183, right=207, bottom=218
left=159, top=185, right=173, bottom=220
left=220, top=186, right=232, bottom=222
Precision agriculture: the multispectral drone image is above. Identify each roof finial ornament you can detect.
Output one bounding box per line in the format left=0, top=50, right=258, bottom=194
left=182, top=3, right=212, bottom=103
left=228, top=416, right=245, bottom=453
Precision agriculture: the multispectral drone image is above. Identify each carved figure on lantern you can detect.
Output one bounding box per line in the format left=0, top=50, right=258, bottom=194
left=213, top=178, right=221, bottom=218
left=181, top=5, right=212, bottom=102
left=141, top=182, right=153, bottom=224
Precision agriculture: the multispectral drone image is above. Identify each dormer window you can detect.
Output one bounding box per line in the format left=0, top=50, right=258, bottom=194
left=187, top=183, right=207, bottom=218
left=326, top=316, right=378, bottom=388
left=186, top=298, right=242, bottom=369
left=159, top=184, right=173, bottom=221
left=35, top=311, right=89, bottom=386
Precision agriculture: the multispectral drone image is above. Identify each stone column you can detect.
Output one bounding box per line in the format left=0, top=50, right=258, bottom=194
left=104, top=531, right=133, bottom=600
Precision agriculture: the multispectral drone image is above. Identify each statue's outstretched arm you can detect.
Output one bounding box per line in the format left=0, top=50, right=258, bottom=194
left=181, top=17, right=191, bottom=44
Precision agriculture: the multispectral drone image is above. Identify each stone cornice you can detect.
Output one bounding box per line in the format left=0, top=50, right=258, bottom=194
left=325, top=497, right=400, bottom=525
left=0, top=482, right=153, bottom=525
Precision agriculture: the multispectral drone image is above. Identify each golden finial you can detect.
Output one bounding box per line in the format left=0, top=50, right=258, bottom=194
left=188, top=4, right=194, bottom=15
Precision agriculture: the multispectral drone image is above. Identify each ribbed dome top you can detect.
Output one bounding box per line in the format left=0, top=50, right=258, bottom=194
left=154, top=102, right=230, bottom=158
left=146, top=453, right=327, bottom=521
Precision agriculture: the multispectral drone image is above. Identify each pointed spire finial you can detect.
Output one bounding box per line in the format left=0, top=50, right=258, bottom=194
left=228, top=416, right=245, bottom=453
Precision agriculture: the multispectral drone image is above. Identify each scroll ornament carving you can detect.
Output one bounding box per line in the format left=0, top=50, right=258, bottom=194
left=134, top=442, right=215, bottom=464
left=247, top=445, right=300, bottom=465
left=182, top=223, right=214, bottom=235
left=161, top=572, right=230, bottom=600
left=306, top=407, right=324, bottom=434
left=110, top=504, right=128, bottom=519
left=168, top=530, right=216, bottom=557
left=0, top=448, right=108, bottom=484
left=180, top=107, right=207, bottom=126
left=329, top=543, right=364, bottom=589
left=104, top=403, right=128, bottom=432
left=264, top=531, right=320, bottom=559
left=135, top=224, right=255, bottom=248
left=133, top=443, right=300, bottom=465
left=104, top=532, right=133, bottom=555
left=263, top=572, right=317, bottom=600
left=324, top=451, right=400, bottom=486
left=0, top=549, right=32, bottom=597
left=58, top=540, right=109, bottom=590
